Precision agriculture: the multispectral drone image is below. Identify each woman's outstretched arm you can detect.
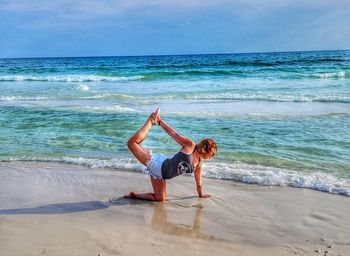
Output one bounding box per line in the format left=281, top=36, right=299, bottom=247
left=194, top=164, right=210, bottom=198
left=158, top=118, right=194, bottom=148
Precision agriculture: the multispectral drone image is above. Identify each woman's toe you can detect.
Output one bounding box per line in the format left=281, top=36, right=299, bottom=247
left=124, top=191, right=137, bottom=199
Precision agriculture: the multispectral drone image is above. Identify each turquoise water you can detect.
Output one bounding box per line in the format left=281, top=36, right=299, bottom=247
left=1, top=51, right=350, bottom=196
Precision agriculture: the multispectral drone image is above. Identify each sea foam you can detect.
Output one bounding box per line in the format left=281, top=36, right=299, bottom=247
left=78, top=105, right=137, bottom=112
left=0, top=156, right=139, bottom=169
left=0, top=96, right=48, bottom=101
left=184, top=93, right=350, bottom=103
left=0, top=75, right=144, bottom=82
left=202, top=161, right=350, bottom=196
left=318, top=71, right=347, bottom=79
left=1, top=156, right=349, bottom=197
left=76, top=84, right=90, bottom=91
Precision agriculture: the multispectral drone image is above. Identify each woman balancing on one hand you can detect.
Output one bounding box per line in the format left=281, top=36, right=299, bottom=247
left=124, top=108, right=217, bottom=202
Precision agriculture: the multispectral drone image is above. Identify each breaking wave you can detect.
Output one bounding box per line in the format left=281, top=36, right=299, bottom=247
left=0, top=75, right=144, bottom=82
left=1, top=156, right=349, bottom=197
left=203, top=161, right=350, bottom=196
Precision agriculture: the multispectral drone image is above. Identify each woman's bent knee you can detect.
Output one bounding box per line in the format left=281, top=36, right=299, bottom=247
left=155, top=194, right=166, bottom=202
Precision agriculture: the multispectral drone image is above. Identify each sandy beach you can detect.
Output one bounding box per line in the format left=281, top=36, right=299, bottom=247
left=0, top=161, right=349, bottom=256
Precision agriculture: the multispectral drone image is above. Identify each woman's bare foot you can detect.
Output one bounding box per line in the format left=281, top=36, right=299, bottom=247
left=149, top=108, right=160, bottom=125
left=154, top=108, right=161, bottom=124
left=124, top=191, right=137, bottom=199
left=148, top=113, right=157, bottom=125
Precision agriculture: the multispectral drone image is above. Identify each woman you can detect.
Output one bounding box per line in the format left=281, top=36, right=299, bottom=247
left=124, top=108, right=217, bottom=202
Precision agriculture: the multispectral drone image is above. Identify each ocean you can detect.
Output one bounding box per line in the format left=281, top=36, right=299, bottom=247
left=0, top=50, right=349, bottom=196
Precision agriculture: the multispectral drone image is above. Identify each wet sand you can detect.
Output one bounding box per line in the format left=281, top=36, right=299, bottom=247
left=0, top=161, right=349, bottom=256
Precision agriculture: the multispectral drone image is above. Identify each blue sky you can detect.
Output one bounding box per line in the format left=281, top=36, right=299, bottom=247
left=0, top=0, right=349, bottom=58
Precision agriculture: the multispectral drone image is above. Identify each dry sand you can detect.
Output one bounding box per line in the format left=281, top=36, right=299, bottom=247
left=0, top=161, right=349, bottom=256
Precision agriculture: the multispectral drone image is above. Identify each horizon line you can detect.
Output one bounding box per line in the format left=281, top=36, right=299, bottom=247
left=1, top=49, right=349, bottom=60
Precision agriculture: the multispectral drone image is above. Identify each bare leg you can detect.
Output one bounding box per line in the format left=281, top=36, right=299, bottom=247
left=127, top=108, right=160, bottom=166
left=124, top=191, right=156, bottom=201
left=124, top=175, right=166, bottom=202
left=125, top=109, right=166, bottom=201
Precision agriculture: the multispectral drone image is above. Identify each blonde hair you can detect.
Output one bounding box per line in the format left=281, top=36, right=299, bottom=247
left=196, top=139, right=217, bottom=159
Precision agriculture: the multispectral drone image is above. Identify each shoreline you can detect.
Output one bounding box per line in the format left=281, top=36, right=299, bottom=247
left=1, top=161, right=349, bottom=256
left=1, top=158, right=349, bottom=198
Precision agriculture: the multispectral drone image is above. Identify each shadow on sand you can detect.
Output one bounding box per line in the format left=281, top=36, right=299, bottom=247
left=0, top=197, right=140, bottom=215
left=0, top=196, right=197, bottom=215
left=0, top=196, right=225, bottom=242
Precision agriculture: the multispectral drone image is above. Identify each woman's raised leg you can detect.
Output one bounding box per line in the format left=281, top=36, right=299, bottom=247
left=125, top=108, right=166, bottom=201
left=127, top=109, right=160, bottom=166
